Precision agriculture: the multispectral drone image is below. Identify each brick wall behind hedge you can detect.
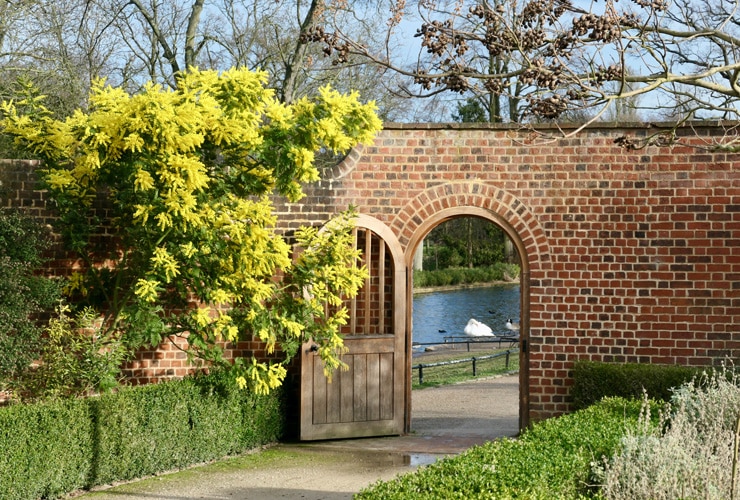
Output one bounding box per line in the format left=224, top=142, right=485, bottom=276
left=3, top=123, right=739, bottom=423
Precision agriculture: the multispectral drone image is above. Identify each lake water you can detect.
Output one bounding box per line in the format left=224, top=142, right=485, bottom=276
left=411, top=284, right=520, bottom=345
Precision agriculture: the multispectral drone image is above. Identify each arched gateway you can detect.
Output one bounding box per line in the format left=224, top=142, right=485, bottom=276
left=276, top=122, right=740, bottom=439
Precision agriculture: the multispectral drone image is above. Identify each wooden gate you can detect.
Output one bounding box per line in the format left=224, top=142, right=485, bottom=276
left=300, top=217, right=406, bottom=441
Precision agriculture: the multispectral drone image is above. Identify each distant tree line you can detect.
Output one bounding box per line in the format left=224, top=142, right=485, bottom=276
left=421, top=217, right=515, bottom=271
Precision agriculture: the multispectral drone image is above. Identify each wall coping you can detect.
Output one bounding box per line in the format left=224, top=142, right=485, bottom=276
left=380, top=120, right=739, bottom=132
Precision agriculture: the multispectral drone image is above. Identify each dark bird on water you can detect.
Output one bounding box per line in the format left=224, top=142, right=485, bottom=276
left=505, top=318, right=520, bottom=332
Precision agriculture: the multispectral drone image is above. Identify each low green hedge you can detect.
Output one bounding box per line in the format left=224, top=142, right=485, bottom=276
left=572, top=360, right=701, bottom=409
left=0, top=373, right=284, bottom=500
left=357, top=397, right=650, bottom=499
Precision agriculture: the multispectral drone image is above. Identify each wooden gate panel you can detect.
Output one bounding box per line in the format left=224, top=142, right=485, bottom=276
left=300, top=221, right=406, bottom=441
left=326, top=369, right=341, bottom=423
left=340, top=356, right=354, bottom=422
left=379, top=352, right=394, bottom=420
left=366, top=353, right=380, bottom=421
left=353, top=354, right=367, bottom=421
left=302, top=339, right=403, bottom=438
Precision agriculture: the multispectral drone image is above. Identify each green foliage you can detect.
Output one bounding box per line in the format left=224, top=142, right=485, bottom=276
left=452, top=97, right=490, bottom=123
left=0, top=372, right=284, bottom=500
left=412, top=349, right=519, bottom=389
left=572, top=360, right=702, bottom=409
left=413, top=263, right=520, bottom=288
left=0, top=208, right=62, bottom=388
left=9, top=305, right=128, bottom=401
left=1, top=67, right=382, bottom=393
left=357, top=397, right=649, bottom=499
left=0, top=398, right=92, bottom=500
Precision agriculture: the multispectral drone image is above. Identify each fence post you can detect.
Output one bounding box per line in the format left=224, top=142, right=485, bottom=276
left=472, top=357, right=477, bottom=377
left=419, top=365, right=424, bottom=385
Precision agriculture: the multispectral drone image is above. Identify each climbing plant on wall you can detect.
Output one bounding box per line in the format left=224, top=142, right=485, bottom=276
left=0, top=67, right=382, bottom=394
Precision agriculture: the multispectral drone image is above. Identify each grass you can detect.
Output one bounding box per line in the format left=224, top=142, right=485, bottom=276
left=411, top=346, right=520, bottom=389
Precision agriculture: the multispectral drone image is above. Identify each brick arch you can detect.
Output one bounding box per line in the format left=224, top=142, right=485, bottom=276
left=322, top=145, right=364, bottom=180
left=393, top=181, right=550, bottom=272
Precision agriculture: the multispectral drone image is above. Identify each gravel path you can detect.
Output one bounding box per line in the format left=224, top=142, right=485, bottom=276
left=79, top=374, right=520, bottom=500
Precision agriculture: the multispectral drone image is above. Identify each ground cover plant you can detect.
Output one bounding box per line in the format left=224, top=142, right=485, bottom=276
left=595, top=367, right=740, bottom=500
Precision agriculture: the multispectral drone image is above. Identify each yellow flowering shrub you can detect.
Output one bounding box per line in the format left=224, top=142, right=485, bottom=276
left=1, top=67, right=381, bottom=393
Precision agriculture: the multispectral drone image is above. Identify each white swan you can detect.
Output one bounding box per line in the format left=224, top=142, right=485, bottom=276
left=464, top=318, right=494, bottom=337
left=505, top=318, right=520, bottom=332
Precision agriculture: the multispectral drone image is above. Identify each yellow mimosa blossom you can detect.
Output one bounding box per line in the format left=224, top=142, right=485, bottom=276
left=134, top=279, right=159, bottom=303
left=134, top=169, right=155, bottom=191
left=192, top=308, right=212, bottom=327
left=46, top=170, right=76, bottom=190
left=151, top=246, right=179, bottom=282
left=155, top=212, right=172, bottom=231
left=211, top=289, right=232, bottom=305
left=180, top=242, right=196, bottom=258
left=0, top=67, right=381, bottom=396
left=133, top=204, right=153, bottom=224
left=123, top=133, right=145, bottom=153
left=225, top=325, right=239, bottom=341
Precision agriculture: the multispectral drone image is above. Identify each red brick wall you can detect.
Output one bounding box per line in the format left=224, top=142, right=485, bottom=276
left=5, top=122, right=740, bottom=423
left=275, top=122, right=740, bottom=422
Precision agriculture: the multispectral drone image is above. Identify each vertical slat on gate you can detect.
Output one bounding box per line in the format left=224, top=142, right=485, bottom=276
left=312, top=358, right=327, bottom=424
left=350, top=227, right=358, bottom=334
left=353, top=354, right=368, bottom=421
left=326, top=364, right=341, bottom=423
left=378, top=237, right=386, bottom=335
left=379, top=352, right=394, bottom=420
left=364, top=228, right=372, bottom=335
left=340, top=356, right=354, bottom=422
left=367, top=353, right=380, bottom=420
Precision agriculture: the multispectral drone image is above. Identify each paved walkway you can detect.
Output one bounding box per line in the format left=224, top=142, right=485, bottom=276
left=81, top=374, right=520, bottom=499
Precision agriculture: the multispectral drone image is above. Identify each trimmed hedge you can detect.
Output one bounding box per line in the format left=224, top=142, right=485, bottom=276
left=572, top=360, right=701, bottom=409
left=357, top=397, right=650, bottom=499
left=0, top=398, right=93, bottom=499
left=0, top=373, right=284, bottom=500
